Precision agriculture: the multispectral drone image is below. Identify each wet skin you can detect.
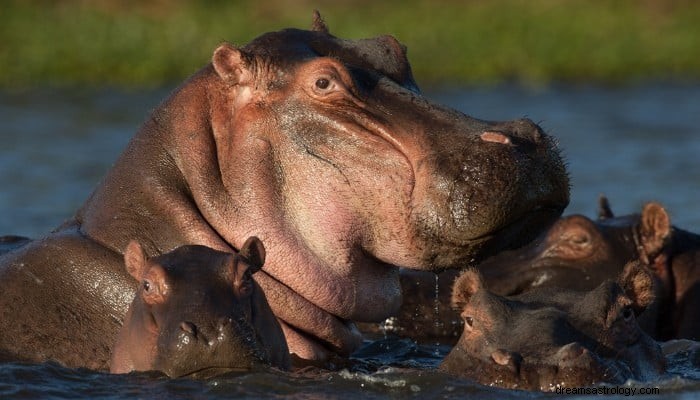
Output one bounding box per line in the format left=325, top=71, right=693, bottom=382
left=440, top=262, right=666, bottom=391
left=0, top=13, right=568, bottom=368
left=111, top=237, right=289, bottom=377
left=365, top=197, right=700, bottom=343
left=478, top=197, right=700, bottom=341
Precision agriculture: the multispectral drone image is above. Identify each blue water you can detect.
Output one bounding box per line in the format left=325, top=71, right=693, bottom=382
left=1, top=84, right=700, bottom=398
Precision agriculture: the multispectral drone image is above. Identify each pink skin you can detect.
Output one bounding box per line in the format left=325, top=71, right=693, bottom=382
left=73, top=24, right=566, bottom=365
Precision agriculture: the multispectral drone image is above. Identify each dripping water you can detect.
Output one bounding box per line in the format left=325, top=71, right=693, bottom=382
left=433, top=273, right=443, bottom=356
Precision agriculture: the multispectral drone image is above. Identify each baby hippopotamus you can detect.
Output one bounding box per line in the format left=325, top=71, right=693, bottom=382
left=440, top=261, right=665, bottom=391
left=110, top=237, right=290, bottom=378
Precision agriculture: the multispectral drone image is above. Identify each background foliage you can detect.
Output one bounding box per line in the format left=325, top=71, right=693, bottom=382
left=2, top=0, right=700, bottom=88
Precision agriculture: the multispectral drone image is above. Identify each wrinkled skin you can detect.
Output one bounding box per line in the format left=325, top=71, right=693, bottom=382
left=111, top=237, right=289, bottom=377
left=440, top=263, right=666, bottom=391
left=364, top=197, right=700, bottom=343
left=0, top=13, right=568, bottom=368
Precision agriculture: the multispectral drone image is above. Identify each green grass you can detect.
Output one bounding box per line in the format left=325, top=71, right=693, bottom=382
left=2, top=0, right=700, bottom=88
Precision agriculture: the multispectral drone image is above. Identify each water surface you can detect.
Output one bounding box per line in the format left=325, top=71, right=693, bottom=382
left=1, top=84, right=699, bottom=398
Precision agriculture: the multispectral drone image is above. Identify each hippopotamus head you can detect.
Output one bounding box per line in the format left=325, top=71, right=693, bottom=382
left=211, top=14, right=569, bottom=271
left=110, top=237, right=289, bottom=377
left=440, top=262, right=666, bottom=391
left=478, top=196, right=674, bottom=296
left=78, top=12, right=569, bottom=363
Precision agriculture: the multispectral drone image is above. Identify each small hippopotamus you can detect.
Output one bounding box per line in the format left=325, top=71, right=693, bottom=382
left=440, top=262, right=666, bottom=391
left=0, top=12, right=568, bottom=368
left=362, top=196, right=700, bottom=343
left=479, top=196, right=700, bottom=340
left=110, top=237, right=290, bottom=377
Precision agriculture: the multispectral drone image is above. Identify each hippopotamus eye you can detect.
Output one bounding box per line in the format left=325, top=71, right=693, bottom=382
left=315, top=78, right=330, bottom=90
left=465, top=316, right=474, bottom=329
left=622, top=306, right=634, bottom=321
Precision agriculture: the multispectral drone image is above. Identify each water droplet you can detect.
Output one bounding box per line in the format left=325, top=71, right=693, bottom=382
left=433, top=273, right=441, bottom=356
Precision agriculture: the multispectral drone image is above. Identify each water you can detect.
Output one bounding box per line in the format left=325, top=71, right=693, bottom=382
left=1, top=84, right=700, bottom=398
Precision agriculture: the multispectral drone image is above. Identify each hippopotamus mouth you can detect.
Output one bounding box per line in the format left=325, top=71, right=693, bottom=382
left=462, top=205, right=566, bottom=261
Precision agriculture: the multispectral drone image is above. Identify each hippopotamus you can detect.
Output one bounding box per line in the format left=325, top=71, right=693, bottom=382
left=478, top=196, right=700, bottom=340
left=439, top=261, right=666, bottom=391
left=362, top=196, right=700, bottom=343
left=0, top=12, right=568, bottom=369
left=0, top=235, right=31, bottom=255
left=111, top=237, right=289, bottom=377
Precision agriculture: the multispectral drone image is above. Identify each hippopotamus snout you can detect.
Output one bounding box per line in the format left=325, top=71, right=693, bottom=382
left=489, top=343, right=616, bottom=390
left=178, top=317, right=256, bottom=349
left=160, top=315, right=265, bottom=378
left=409, top=112, right=568, bottom=268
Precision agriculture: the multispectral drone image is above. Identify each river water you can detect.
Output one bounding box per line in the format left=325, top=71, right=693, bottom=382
left=1, top=84, right=699, bottom=398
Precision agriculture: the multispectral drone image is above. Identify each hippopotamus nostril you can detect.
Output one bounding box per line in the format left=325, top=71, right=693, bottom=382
left=491, top=349, right=523, bottom=374
left=555, top=342, right=596, bottom=369
left=180, top=321, right=197, bottom=337
left=217, top=317, right=232, bottom=331
left=480, top=131, right=512, bottom=145
left=486, top=118, right=543, bottom=146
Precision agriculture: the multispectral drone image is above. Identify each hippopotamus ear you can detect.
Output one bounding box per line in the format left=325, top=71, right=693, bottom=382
left=239, top=236, right=266, bottom=273
left=451, top=268, right=485, bottom=311
left=124, top=240, right=148, bottom=280
left=311, top=10, right=329, bottom=33
left=639, top=202, right=671, bottom=261
left=618, top=261, right=655, bottom=315
left=212, top=43, right=253, bottom=85
left=597, top=194, right=614, bottom=220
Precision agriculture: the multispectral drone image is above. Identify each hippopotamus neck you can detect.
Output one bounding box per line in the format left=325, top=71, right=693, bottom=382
left=76, top=66, right=241, bottom=256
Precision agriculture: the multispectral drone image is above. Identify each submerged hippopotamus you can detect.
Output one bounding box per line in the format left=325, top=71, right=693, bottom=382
left=440, top=262, right=666, bottom=391
left=111, top=237, right=289, bottom=377
left=479, top=196, right=700, bottom=340
left=364, top=196, right=700, bottom=343
left=0, top=12, right=568, bottom=369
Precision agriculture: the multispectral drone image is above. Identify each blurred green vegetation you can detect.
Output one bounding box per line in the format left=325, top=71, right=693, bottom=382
left=2, top=0, right=700, bottom=88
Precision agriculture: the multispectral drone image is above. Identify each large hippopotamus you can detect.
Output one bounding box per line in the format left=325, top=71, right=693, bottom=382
left=0, top=13, right=568, bottom=369
left=111, top=237, right=289, bottom=377
left=440, top=262, right=666, bottom=391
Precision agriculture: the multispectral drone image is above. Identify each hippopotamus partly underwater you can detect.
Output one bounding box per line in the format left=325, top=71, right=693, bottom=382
left=367, top=196, right=700, bottom=343
left=440, top=262, right=666, bottom=391
left=111, top=237, right=289, bottom=377
left=479, top=196, right=700, bottom=341
left=0, top=12, right=568, bottom=369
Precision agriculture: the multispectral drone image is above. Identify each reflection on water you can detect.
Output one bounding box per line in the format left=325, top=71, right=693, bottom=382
left=1, top=84, right=699, bottom=398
